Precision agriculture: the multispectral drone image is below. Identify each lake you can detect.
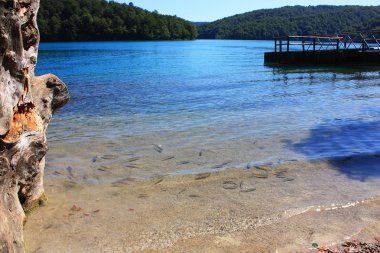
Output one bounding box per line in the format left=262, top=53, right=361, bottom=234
left=36, top=40, right=380, bottom=182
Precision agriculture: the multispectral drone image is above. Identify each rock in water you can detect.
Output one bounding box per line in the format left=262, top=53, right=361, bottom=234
left=0, top=1, right=69, bottom=252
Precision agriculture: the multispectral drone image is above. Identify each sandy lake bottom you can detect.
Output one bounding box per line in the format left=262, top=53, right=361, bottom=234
left=24, top=156, right=380, bottom=253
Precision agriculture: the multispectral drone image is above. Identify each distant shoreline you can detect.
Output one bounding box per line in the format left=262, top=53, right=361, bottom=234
left=38, top=38, right=271, bottom=43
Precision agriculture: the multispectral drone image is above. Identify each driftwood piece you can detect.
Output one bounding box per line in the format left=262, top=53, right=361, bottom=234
left=0, top=1, right=69, bottom=252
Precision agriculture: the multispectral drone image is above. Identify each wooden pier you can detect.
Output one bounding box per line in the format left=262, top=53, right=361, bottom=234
left=264, top=32, right=380, bottom=66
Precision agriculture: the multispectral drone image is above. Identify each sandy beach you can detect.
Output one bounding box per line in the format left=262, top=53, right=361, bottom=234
left=24, top=156, right=380, bottom=253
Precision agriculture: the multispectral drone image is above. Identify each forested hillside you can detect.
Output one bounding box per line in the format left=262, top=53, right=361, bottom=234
left=38, top=0, right=197, bottom=41
left=197, top=6, right=380, bottom=40
left=366, top=18, right=380, bottom=31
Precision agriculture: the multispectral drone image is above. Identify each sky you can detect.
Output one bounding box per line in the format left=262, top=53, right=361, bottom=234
left=120, top=0, right=380, bottom=22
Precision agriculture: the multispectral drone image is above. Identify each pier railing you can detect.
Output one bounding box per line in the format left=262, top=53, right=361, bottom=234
left=274, top=32, right=380, bottom=53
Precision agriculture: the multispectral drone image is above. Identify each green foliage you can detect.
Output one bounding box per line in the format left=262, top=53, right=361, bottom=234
left=38, top=0, right=197, bottom=41
left=197, top=5, right=380, bottom=40
left=364, top=17, right=380, bottom=31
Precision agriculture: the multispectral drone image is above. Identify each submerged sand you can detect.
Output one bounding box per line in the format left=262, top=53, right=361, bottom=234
left=24, top=157, right=380, bottom=253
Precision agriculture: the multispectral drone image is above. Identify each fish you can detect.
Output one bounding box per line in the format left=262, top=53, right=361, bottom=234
left=223, top=181, right=238, bottom=190
left=199, top=149, right=217, bottom=157
left=239, top=181, right=256, bottom=192
left=112, top=177, right=136, bottom=185
left=211, top=161, right=232, bottom=169
left=195, top=172, right=211, bottom=180
left=177, top=161, right=190, bottom=165
left=66, top=166, right=74, bottom=177
left=153, top=177, right=164, bottom=185
left=240, top=188, right=256, bottom=193
left=254, top=166, right=268, bottom=171
left=127, top=157, right=140, bottom=162
left=153, top=144, right=163, bottom=153
left=162, top=156, right=175, bottom=161
left=125, top=164, right=139, bottom=169
left=251, top=171, right=269, bottom=179
left=101, top=154, right=118, bottom=160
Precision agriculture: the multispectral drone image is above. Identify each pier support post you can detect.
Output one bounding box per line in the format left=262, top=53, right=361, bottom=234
left=336, top=39, right=339, bottom=51
left=275, top=39, right=277, bottom=53
left=287, top=37, right=290, bottom=52
left=302, top=39, right=305, bottom=51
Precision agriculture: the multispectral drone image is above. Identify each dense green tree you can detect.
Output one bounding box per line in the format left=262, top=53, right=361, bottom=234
left=38, top=0, right=197, bottom=41
left=197, top=5, right=380, bottom=40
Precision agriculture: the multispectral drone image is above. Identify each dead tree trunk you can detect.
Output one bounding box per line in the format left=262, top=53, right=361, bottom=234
left=0, top=1, right=69, bottom=252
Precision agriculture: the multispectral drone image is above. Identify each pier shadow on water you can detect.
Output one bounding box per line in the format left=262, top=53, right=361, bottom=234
left=284, top=119, right=380, bottom=182
left=268, top=62, right=380, bottom=74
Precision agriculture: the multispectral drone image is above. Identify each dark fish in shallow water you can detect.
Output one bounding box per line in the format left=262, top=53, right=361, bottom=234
left=178, top=189, right=187, bottom=194
left=153, top=177, right=164, bottom=185
left=246, top=161, right=265, bottom=169
left=162, top=156, right=175, bottom=161
left=223, top=181, right=238, bottom=190
left=98, top=166, right=110, bottom=171
left=66, top=166, right=74, bottom=177
left=275, top=173, right=286, bottom=179
left=251, top=171, right=268, bottom=179
left=101, top=154, right=118, bottom=160
left=112, top=177, right=136, bottom=185
left=239, top=181, right=256, bottom=192
left=177, top=161, right=190, bottom=165
left=211, top=161, right=232, bottom=169
left=285, top=159, right=298, bottom=162
left=199, top=149, right=217, bottom=157
left=240, top=188, right=256, bottom=193
left=275, top=168, right=288, bottom=173
left=195, top=172, right=211, bottom=180
left=153, top=144, right=163, bottom=153
left=127, top=157, right=140, bottom=162
left=125, top=164, right=139, bottom=169
left=254, top=166, right=268, bottom=171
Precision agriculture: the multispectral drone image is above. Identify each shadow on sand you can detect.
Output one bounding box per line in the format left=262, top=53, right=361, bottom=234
left=284, top=119, right=380, bottom=182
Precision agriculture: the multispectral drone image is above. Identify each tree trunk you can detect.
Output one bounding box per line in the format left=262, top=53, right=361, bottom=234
left=0, top=1, right=69, bottom=252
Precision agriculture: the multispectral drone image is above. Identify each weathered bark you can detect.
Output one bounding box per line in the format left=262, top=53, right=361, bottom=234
left=0, top=1, right=69, bottom=252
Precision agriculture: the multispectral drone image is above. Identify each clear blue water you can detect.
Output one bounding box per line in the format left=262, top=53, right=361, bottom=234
left=36, top=40, right=380, bottom=180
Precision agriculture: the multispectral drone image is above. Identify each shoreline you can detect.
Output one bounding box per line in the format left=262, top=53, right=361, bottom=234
left=24, top=156, right=380, bottom=252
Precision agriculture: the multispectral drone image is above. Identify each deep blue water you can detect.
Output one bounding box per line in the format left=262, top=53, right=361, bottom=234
left=36, top=40, right=380, bottom=178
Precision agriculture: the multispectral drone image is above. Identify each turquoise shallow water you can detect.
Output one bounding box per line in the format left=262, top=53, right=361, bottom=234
left=36, top=40, right=380, bottom=180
